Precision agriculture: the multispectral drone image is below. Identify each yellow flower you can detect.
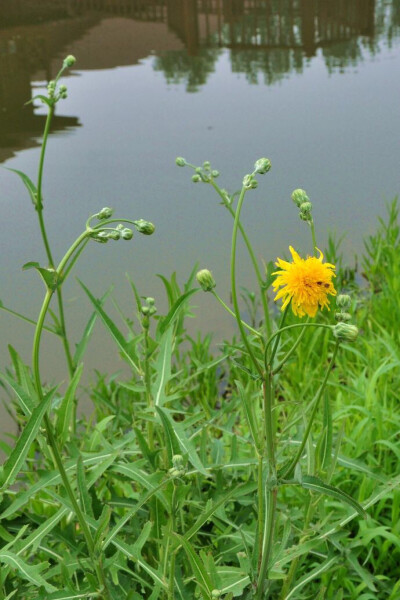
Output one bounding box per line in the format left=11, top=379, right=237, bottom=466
left=272, top=246, right=336, bottom=318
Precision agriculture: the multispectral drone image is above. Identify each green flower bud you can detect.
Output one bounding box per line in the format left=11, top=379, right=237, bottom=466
left=60, top=92, right=68, bottom=100
left=254, top=158, right=272, bottom=174
left=109, top=230, right=120, bottom=241
left=333, top=322, right=359, bottom=343
left=172, top=454, right=184, bottom=468
left=299, top=201, right=313, bottom=222
left=196, top=269, right=216, bottom=292
left=211, top=170, right=220, bottom=178
left=97, top=207, right=114, bottom=220
left=63, top=55, right=76, bottom=68
left=91, top=231, right=108, bottom=243
left=242, top=174, right=254, bottom=189
left=203, top=161, right=211, bottom=170
left=192, top=174, right=201, bottom=183
left=292, top=188, right=309, bottom=208
left=335, top=311, right=352, bottom=322
left=175, top=157, right=186, bottom=167
left=146, top=297, right=155, bottom=306
left=141, top=306, right=150, bottom=315
left=121, top=228, right=133, bottom=240
left=59, top=84, right=67, bottom=93
left=211, top=590, right=222, bottom=599
left=250, top=179, right=258, bottom=189
left=336, top=294, right=352, bottom=309
left=134, top=220, right=155, bottom=235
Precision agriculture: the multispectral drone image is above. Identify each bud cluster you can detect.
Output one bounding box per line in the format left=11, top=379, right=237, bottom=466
left=291, top=189, right=313, bottom=223
left=333, top=294, right=358, bottom=342
left=242, top=173, right=258, bottom=190
left=46, top=56, right=76, bottom=105
left=168, top=454, right=187, bottom=478
left=90, top=222, right=134, bottom=243
left=141, top=297, right=157, bottom=330
left=176, top=157, right=220, bottom=184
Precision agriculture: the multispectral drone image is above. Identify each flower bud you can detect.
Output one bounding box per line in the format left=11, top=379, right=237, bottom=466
left=336, top=294, right=351, bottom=309
left=121, top=228, right=133, bottom=240
left=335, top=311, right=352, bottom=322
left=146, top=297, right=155, bottom=306
left=91, top=231, right=108, bottom=243
left=211, top=170, right=220, bottom=178
left=63, top=55, right=76, bottom=68
left=211, top=590, right=222, bottom=599
left=175, top=157, right=186, bottom=167
left=203, top=161, right=211, bottom=170
left=292, top=188, right=309, bottom=208
left=196, top=269, right=216, bottom=292
left=254, top=158, right=272, bottom=175
left=59, top=84, right=67, bottom=93
left=141, top=306, right=150, bottom=315
left=109, top=230, right=120, bottom=241
left=97, top=207, right=114, bottom=220
left=60, top=92, right=68, bottom=100
left=299, top=201, right=313, bottom=222
left=250, top=179, right=258, bottom=189
left=333, top=322, right=359, bottom=343
left=192, top=174, right=201, bottom=183
left=134, top=220, right=155, bottom=235
left=242, top=174, right=254, bottom=189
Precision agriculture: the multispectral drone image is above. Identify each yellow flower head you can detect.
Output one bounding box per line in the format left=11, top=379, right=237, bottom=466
left=272, top=246, right=336, bottom=318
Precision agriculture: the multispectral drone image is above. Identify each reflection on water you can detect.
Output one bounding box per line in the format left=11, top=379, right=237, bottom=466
left=1, top=0, right=399, bottom=157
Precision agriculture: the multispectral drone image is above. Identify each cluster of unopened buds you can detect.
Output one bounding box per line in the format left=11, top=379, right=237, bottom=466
left=291, top=188, right=313, bottom=223
left=333, top=294, right=359, bottom=342
left=88, top=207, right=155, bottom=244
left=46, top=55, right=76, bottom=105
left=168, top=454, right=187, bottom=478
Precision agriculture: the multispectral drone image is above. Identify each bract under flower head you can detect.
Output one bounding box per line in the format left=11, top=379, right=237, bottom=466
left=272, top=246, right=336, bottom=318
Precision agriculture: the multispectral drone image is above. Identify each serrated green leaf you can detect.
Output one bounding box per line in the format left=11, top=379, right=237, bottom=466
left=77, top=455, right=94, bottom=519
left=0, top=549, right=56, bottom=592
left=0, top=387, right=56, bottom=491
left=172, top=533, right=213, bottom=599
left=78, top=280, right=141, bottom=374
left=156, top=288, right=199, bottom=338
left=55, top=363, right=83, bottom=444
left=152, top=328, right=173, bottom=407
left=73, top=289, right=111, bottom=365
left=155, top=406, right=181, bottom=465
left=300, top=475, right=367, bottom=518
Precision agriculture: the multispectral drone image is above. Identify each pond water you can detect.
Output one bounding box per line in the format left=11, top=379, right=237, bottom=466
left=1, top=1, right=400, bottom=430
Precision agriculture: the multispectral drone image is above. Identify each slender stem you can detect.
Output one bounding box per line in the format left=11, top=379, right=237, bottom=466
left=211, top=180, right=272, bottom=337
left=256, top=375, right=277, bottom=599
left=230, top=186, right=264, bottom=379
left=280, top=342, right=339, bottom=480
left=272, top=320, right=309, bottom=376
left=36, top=102, right=75, bottom=377
left=211, top=291, right=262, bottom=338
left=31, top=231, right=111, bottom=599
left=167, top=484, right=178, bottom=600
left=36, top=106, right=55, bottom=265
left=0, top=305, right=60, bottom=335
left=268, top=305, right=290, bottom=368
left=310, top=220, right=317, bottom=255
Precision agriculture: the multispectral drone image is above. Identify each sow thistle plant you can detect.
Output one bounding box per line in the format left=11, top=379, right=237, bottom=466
left=0, top=55, right=394, bottom=600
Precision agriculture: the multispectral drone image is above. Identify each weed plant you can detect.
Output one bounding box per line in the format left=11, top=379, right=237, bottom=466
left=0, top=57, right=399, bottom=600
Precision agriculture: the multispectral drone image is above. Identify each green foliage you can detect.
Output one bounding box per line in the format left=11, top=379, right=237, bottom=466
left=1, top=54, right=399, bottom=600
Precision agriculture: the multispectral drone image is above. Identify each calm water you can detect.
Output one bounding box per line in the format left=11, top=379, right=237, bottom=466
left=1, top=1, right=400, bottom=429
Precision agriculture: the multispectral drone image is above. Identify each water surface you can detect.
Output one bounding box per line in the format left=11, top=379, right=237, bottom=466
left=1, top=1, right=399, bottom=429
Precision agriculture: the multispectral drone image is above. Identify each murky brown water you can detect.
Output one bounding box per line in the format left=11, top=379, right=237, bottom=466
left=1, top=0, right=400, bottom=433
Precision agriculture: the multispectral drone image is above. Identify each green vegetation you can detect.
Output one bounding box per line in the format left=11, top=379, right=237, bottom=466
left=0, top=56, right=399, bottom=599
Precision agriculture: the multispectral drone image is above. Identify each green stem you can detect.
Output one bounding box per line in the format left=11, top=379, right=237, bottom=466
left=280, top=342, right=339, bottom=480
left=211, top=291, right=262, bottom=338
left=230, top=186, right=264, bottom=379
left=256, top=376, right=276, bottom=599
left=36, top=102, right=75, bottom=377
left=264, top=323, right=333, bottom=371
left=210, top=180, right=271, bottom=337
left=166, top=484, right=178, bottom=600
left=310, top=220, right=317, bottom=255
left=32, top=231, right=111, bottom=599
left=268, top=305, right=290, bottom=368
left=272, top=320, right=309, bottom=376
